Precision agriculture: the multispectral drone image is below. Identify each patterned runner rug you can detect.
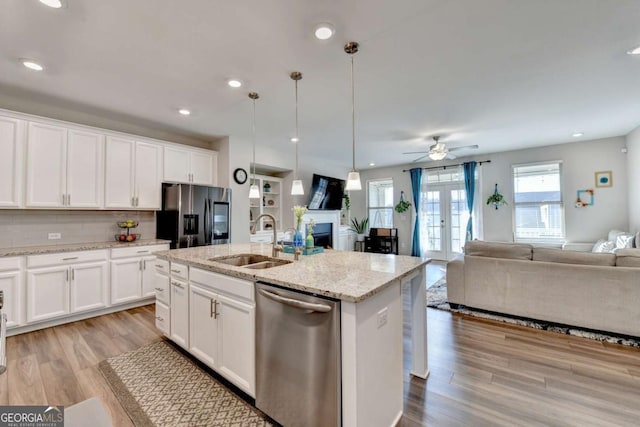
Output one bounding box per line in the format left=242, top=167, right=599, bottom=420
left=98, top=340, right=272, bottom=426
left=427, top=280, right=640, bottom=348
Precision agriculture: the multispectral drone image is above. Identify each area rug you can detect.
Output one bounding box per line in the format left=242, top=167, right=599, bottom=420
left=98, top=340, right=272, bottom=426
left=426, top=280, right=640, bottom=349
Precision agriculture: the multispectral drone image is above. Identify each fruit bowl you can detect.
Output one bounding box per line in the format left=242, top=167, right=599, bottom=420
left=115, top=233, right=141, bottom=242
left=117, top=221, right=139, bottom=228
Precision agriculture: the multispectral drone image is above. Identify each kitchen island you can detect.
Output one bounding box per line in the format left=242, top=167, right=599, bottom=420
left=156, top=243, right=429, bottom=427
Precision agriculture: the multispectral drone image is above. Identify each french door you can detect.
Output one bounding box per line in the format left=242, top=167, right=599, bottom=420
left=422, top=185, right=469, bottom=261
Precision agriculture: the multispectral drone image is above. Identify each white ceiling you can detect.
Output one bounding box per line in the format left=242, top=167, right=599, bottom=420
left=2, top=0, right=640, bottom=169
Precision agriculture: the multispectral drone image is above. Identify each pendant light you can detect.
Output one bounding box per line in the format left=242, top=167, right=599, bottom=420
left=344, top=41, right=362, bottom=191
left=248, top=92, right=261, bottom=199
left=290, top=71, right=304, bottom=196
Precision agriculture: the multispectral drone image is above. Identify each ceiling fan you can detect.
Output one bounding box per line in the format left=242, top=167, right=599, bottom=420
left=402, top=136, right=479, bottom=162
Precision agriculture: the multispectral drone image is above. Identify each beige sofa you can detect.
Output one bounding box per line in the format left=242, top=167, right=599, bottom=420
left=446, top=240, right=640, bottom=337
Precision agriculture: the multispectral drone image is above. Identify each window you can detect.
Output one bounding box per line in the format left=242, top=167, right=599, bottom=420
left=367, top=178, right=394, bottom=228
left=513, top=162, right=564, bottom=241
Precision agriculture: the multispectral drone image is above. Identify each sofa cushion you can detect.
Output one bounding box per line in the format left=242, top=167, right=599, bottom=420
left=464, top=241, right=533, bottom=260
left=615, top=248, right=640, bottom=267
left=533, top=248, right=616, bottom=266
left=592, top=239, right=615, bottom=253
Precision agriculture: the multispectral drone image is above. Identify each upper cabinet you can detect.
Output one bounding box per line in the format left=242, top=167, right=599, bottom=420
left=164, top=146, right=217, bottom=186
left=105, top=137, right=162, bottom=210
left=26, top=122, right=104, bottom=208
left=0, top=117, right=24, bottom=208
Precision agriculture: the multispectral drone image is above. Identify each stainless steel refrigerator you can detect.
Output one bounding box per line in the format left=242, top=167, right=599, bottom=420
left=156, top=183, right=231, bottom=249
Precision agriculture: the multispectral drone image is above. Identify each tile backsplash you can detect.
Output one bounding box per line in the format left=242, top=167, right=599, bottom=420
left=0, top=210, right=156, bottom=248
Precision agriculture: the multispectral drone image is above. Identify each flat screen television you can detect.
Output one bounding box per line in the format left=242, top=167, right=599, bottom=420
left=307, top=174, right=345, bottom=210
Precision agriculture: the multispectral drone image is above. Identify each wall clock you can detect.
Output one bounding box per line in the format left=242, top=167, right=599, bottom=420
left=233, top=167, right=248, bottom=185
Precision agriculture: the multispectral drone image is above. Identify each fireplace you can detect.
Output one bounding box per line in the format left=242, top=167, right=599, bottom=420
left=308, top=222, right=332, bottom=248
left=301, top=210, right=340, bottom=250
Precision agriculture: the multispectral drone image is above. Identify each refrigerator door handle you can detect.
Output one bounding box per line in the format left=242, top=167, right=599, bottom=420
left=204, top=198, right=211, bottom=244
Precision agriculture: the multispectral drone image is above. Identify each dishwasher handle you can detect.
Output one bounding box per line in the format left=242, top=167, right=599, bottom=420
left=258, top=289, right=332, bottom=313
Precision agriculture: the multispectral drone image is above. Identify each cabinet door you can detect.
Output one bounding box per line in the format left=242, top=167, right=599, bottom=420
left=217, top=294, right=255, bottom=396
left=0, top=117, right=23, bottom=207
left=0, top=270, right=22, bottom=327
left=155, top=300, right=170, bottom=336
left=153, top=268, right=170, bottom=305
left=338, top=234, right=348, bottom=251
left=188, top=284, right=218, bottom=368
left=67, top=129, right=104, bottom=208
left=110, top=258, right=142, bottom=304
left=26, top=266, right=70, bottom=322
left=163, top=146, right=190, bottom=183
left=104, top=136, right=134, bottom=208
left=170, top=279, right=189, bottom=349
left=135, top=142, right=162, bottom=209
left=70, top=261, right=108, bottom=313
left=141, top=256, right=158, bottom=297
left=25, top=122, right=67, bottom=207
left=190, top=151, right=214, bottom=185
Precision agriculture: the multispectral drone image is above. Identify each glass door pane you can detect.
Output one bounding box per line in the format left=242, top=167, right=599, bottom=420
left=449, top=189, right=469, bottom=255
left=422, top=190, right=446, bottom=259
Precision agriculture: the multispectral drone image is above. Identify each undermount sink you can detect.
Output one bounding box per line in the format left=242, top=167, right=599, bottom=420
left=211, top=254, right=292, bottom=269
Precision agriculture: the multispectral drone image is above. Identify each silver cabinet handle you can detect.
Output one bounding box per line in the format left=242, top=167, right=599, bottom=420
left=155, top=264, right=164, bottom=268
left=62, top=256, right=78, bottom=261
left=210, top=299, right=219, bottom=318
left=155, top=316, right=164, bottom=321
left=65, top=269, right=69, bottom=282
left=172, top=281, right=184, bottom=289
left=71, top=268, right=74, bottom=281
left=170, top=269, right=181, bottom=273
left=258, top=289, right=332, bottom=313
left=155, top=287, right=163, bottom=291
left=139, top=260, right=143, bottom=271
left=137, top=250, right=150, bottom=254
left=67, top=194, right=71, bottom=205
left=131, top=196, right=135, bottom=207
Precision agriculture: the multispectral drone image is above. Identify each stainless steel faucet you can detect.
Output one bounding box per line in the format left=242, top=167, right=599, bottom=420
left=251, top=213, right=283, bottom=258
left=283, top=227, right=303, bottom=261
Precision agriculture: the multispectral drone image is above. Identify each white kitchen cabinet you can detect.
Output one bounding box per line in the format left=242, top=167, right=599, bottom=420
left=141, top=256, right=159, bottom=297
left=153, top=259, right=170, bottom=305
left=0, top=116, right=24, bottom=208
left=338, top=229, right=356, bottom=251
left=189, top=283, right=218, bottom=368
left=170, top=277, right=189, bottom=349
left=155, top=300, right=170, bottom=336
left=164, top=146, right=216, bottom=186
left=110, top=258, right=143, bottom=304
left=27, top=250, right=109, bottom=323
left=0, top=257, right=23, bottom=327
left=105, top=137, right=162, bottom=209
left=26, top=122, right=103, bottom=208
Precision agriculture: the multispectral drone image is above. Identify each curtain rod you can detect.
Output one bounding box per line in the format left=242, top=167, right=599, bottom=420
left=402, top=160, right=491, bottom=173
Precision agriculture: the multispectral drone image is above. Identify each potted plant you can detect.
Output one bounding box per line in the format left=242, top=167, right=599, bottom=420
left=486, top=184, right=507, bottom=210
left=349, top=217, right=369, bottom=242
left=394, top=191, right=412, bottom=213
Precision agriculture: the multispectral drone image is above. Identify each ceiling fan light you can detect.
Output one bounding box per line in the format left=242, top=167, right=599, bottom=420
left=291, top=180, right=304, bottom=195
left=249, top=184, right=260, bottom=199
left=345, top=171, right=362, bottom=191
left=429, top=151, right=447, bottom=161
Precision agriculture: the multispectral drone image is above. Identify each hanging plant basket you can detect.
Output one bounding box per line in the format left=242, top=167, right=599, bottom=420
left=394, top=191, right=412, bottom=213
left=486, top=183, right=507, bottom=210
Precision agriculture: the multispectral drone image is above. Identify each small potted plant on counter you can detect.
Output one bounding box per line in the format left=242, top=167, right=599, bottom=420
left=349, top=217, right=369, bottom=242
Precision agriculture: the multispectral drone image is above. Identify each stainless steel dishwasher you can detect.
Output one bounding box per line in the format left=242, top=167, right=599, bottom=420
left=256, top=282, right=341, bottom=427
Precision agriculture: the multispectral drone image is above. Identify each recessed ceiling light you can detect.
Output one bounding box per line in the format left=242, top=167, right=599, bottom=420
left=572, top=132, right=584, bottom=137
left=227, top=79, right=242, bottom=88
left=290, top=137, right=299, bottom=143
left=22, top=59, right=44, bottom=71
left=178, top=109, right=191, bottom=116
left=369, top=162, right=376, bottom=167
left=627, top=46, right=640, bottom=55
left=39, top=0, right=62, bottom=8
left=314, top=23, right=335, bottom=40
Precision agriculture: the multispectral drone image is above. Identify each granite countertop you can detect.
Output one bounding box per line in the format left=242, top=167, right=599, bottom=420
left=156, top=244, right=429, bottom=303
left=0, top=239, right=171, bottom=257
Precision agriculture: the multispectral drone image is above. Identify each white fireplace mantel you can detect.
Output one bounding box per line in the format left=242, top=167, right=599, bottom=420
left=299, top=210, right=341, bottom=248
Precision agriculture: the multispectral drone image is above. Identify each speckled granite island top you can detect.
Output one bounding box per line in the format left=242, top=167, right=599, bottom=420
left=0, top=239, right=171, bottom=257
left=156, top=244, right=429, bottom=303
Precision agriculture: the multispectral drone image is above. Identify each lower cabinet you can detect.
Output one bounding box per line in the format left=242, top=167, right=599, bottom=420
left=110, top=244, right=168, bottom=304
left=189, top=283, right=218, bottom=367
left=0, top=259, right=22, bottom=328
left=69, top=261, right=108, bottom=313
left=170, top=278, right=189, bottom=349
left=26, top=265, right=69, bottom=322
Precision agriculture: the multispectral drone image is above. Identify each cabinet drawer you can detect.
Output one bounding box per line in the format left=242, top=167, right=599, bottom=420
left=0, top=257, right=22, bottom=272
left=170, top=262, right=188, bottom=281
left=190, top=267, right=254, bottom=302
left=111, top=244, right=169, bottom=259
left=27, top=249, right=108, bottom=268
left=154, top=258, right=170, bottom=275
left=154, top=273, right=170, bottom=305
left=155, top=301, right=170, bottom=336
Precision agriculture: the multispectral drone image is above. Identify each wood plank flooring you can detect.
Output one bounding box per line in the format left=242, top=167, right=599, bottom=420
left=1, top=299, right=639, bottom=426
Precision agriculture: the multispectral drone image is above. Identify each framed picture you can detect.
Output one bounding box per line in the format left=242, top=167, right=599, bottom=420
left=595, top=171, right=612, bottom=188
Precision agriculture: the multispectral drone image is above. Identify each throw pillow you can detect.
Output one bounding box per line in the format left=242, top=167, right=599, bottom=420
left=636, top=232, right=640, bottom=248
left=616, top=233, right=635, bottom=249
left=592, top=239, right=615, bottom=253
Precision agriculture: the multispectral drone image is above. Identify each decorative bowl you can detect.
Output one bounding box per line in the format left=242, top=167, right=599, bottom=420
left=117, top=221, right=139, bottom=228
left=115, top=233, right=140, bottom=242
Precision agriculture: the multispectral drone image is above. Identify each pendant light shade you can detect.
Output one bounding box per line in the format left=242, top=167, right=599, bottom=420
left=248, top=92, right=260, bottom=199
left=290, top=71, right=304, bottom=196
left=345, top=41, right=362, bottom=191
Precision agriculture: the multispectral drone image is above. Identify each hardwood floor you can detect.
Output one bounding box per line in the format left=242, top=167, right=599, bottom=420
left=2, top=299, right=639, bottom=426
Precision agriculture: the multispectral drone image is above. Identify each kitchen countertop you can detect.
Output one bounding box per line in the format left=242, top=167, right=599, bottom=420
left=156, top=243, right=429, bottom=303
left=0, top=239, right=171, bottom=257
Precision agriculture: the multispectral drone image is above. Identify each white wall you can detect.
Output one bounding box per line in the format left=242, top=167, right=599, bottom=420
left=626, top=125, right=640, bottom=233
left=355, top=136, right=629, bottom=252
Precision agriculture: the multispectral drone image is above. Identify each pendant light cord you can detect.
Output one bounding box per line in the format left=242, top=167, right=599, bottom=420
left=252, top=97, right=256, bottom=184
left=295, top=78, right=299, bottom=180
left=350, top=54, right=356, bottom=172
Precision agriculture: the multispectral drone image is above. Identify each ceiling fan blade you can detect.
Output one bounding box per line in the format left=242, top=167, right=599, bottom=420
left=446, top=153, right=457, bottom=160
left=448, top=144, right=479, bottom=152
left=412, top=154, right=431, bottom=163
left=402, top=151, right=429, bottom=155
